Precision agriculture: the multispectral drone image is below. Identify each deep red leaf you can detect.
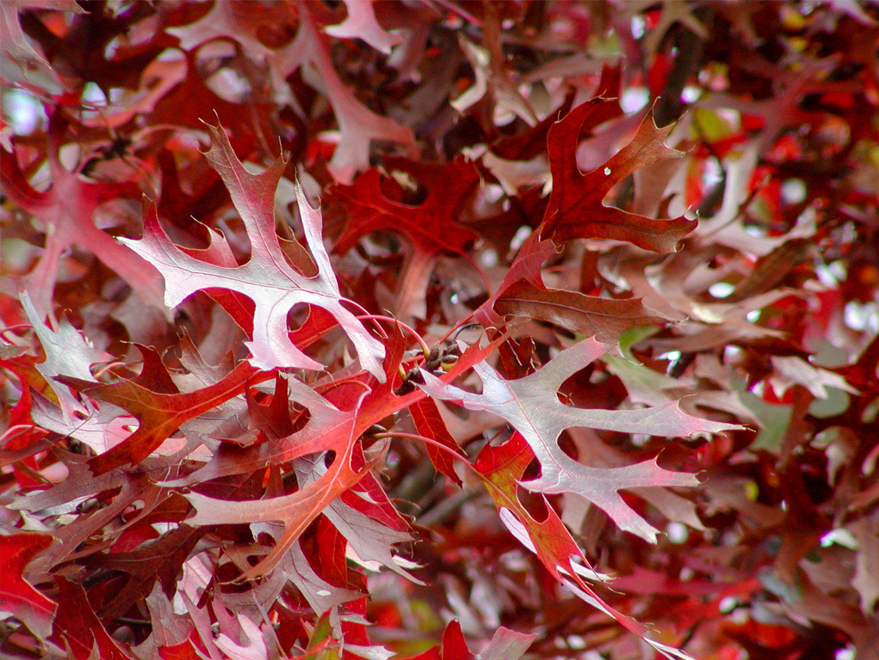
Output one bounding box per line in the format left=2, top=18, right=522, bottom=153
left=51, top=578, right=134, bottom=660
left=440, top=620, right=472, bottom=660
left=331, top=160, right=482, bottom=318
left=410, top=397, right=465, bottom=486
left=542, top=100, right=696, bottom=251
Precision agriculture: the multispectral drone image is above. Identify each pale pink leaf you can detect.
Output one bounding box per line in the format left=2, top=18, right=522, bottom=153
left=419, top=337, right=739, bottom=542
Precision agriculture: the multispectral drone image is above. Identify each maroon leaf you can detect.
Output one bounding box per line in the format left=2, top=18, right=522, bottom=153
left=81, top=526, right=203, bottom=620
left=473, top=430, right=695, bottom=659
left=2, top=5, right=872, bottom=659
left=330, top=160, right=482, bottom=318
left=475, top=431, right=596, bottom=584
left=51, top=578, right=134, bottom=660
left=541, top=100, right=696, bottom=252
left=489, top=62, right=620, bottom=163
left=495, top=279, right=667, bottom=344
left=181, top=392, right=379, bottom=580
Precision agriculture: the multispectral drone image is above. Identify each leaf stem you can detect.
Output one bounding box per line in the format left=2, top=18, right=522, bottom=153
left=373, top=431, right=476, bottom=475
left=356, top=314, right=431, bottom=358
left=92, top=361, right=127, bottom=379
left=0, top=424, right=40, bottom=444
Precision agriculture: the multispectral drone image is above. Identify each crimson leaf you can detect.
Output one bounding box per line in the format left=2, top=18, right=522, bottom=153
left=542, top=99, right=696, bottom=252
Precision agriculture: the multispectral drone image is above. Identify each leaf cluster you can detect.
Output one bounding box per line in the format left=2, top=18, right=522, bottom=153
left=1, top=2, right=878, bottom=659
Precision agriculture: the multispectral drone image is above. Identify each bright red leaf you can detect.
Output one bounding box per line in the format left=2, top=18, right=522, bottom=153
left=0, top=533, right=56, bottom=640
left=58, top=345, right=258, bottom=474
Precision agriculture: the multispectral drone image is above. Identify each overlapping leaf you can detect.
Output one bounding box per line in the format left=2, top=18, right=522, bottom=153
left=331, top=160, right=482, bottom=318
left=121, top=120, right=385, bottom=378
left=180, top=381, right=387, bottom=580
left=420, top=337, right=739, bottom=542
left=2, top=3, right=874, bottom=659
left=541, top=99, right=696, bottom=252
left=58, top=345, right=258, bottom=475
left=0, top=533, right=56, bottom=640
left=0, top=118, right=164, bottom=318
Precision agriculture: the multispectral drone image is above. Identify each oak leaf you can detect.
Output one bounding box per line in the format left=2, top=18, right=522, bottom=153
left=419, top=337, right=739, bottom=542
left=331, top=160, right=481, bottom=318
left=51, top=578, right=134, bottom=660
left=0, top=533, right=56, bottom=640
left=495, top=279, right=667, bottom=344
left=121, top=120, right=385, bottom=378
left=58, top=345, right=258, bottom=475
left=0, top=118, right=164, bottom=318
left=542, top=99, right=696, bottom=252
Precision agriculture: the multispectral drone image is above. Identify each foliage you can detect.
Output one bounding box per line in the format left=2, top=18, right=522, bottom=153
left=2, top=1, right=878, bottom=659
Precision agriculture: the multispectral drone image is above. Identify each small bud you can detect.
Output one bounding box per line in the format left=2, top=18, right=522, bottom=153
left=440, top=353, right=459, bottom=371
left=394, top=381, right=416, bottom=396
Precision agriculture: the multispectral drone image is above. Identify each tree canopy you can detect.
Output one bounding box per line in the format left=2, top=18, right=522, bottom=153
left=1, top=2, right=878, bottom=659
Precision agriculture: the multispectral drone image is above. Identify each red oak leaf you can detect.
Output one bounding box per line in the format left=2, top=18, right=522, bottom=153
left=475, top=431, right=603, bottom=587
left=120, top=120, right=385, bottom=379
left=541, top=99, right=696, bottom=252
left=0, top=533, right=56, bottom=640
left=473, top=430, right=692, bottom=659
left=477, top=626, right=538, bottom=660
left=183, top=446, right=379, bottom=581
left=435, top=620, right=535, bottom=660
left=170, top=334, right=470, bottom=581
left=0, top=117, right=164, bottom=318
left=300, top=2, right=415, bottom=181
left=330, top=160, right=482, bottom=318
left=419, top=337, right=740, bottom=542
left=490, top=89, right=577, bottom=162
left=20, top=291, right=112, bottom=421
left=441, top=620, right=471, bottom=660
left=51, top=578, right=134, bottom=660
left=179, top=381, right=379, bottom=580
left=410, top=397, right=465, bottom=486
left=57, top=345, right=258, bottom=475
left=173, top=336, right=478, bottom=581
left=275, top=444, right=417, bottom=582
left=166, top=0, right=289, bottom=62
left=81, top=526, right=203, bottom=620
left=477, top=230, right=667, bottom=346
left=0, top=1, right=83, bottom=94
left=495, top=278, right=667, bottom=344
left=324, top=0, right=402, bottom=54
